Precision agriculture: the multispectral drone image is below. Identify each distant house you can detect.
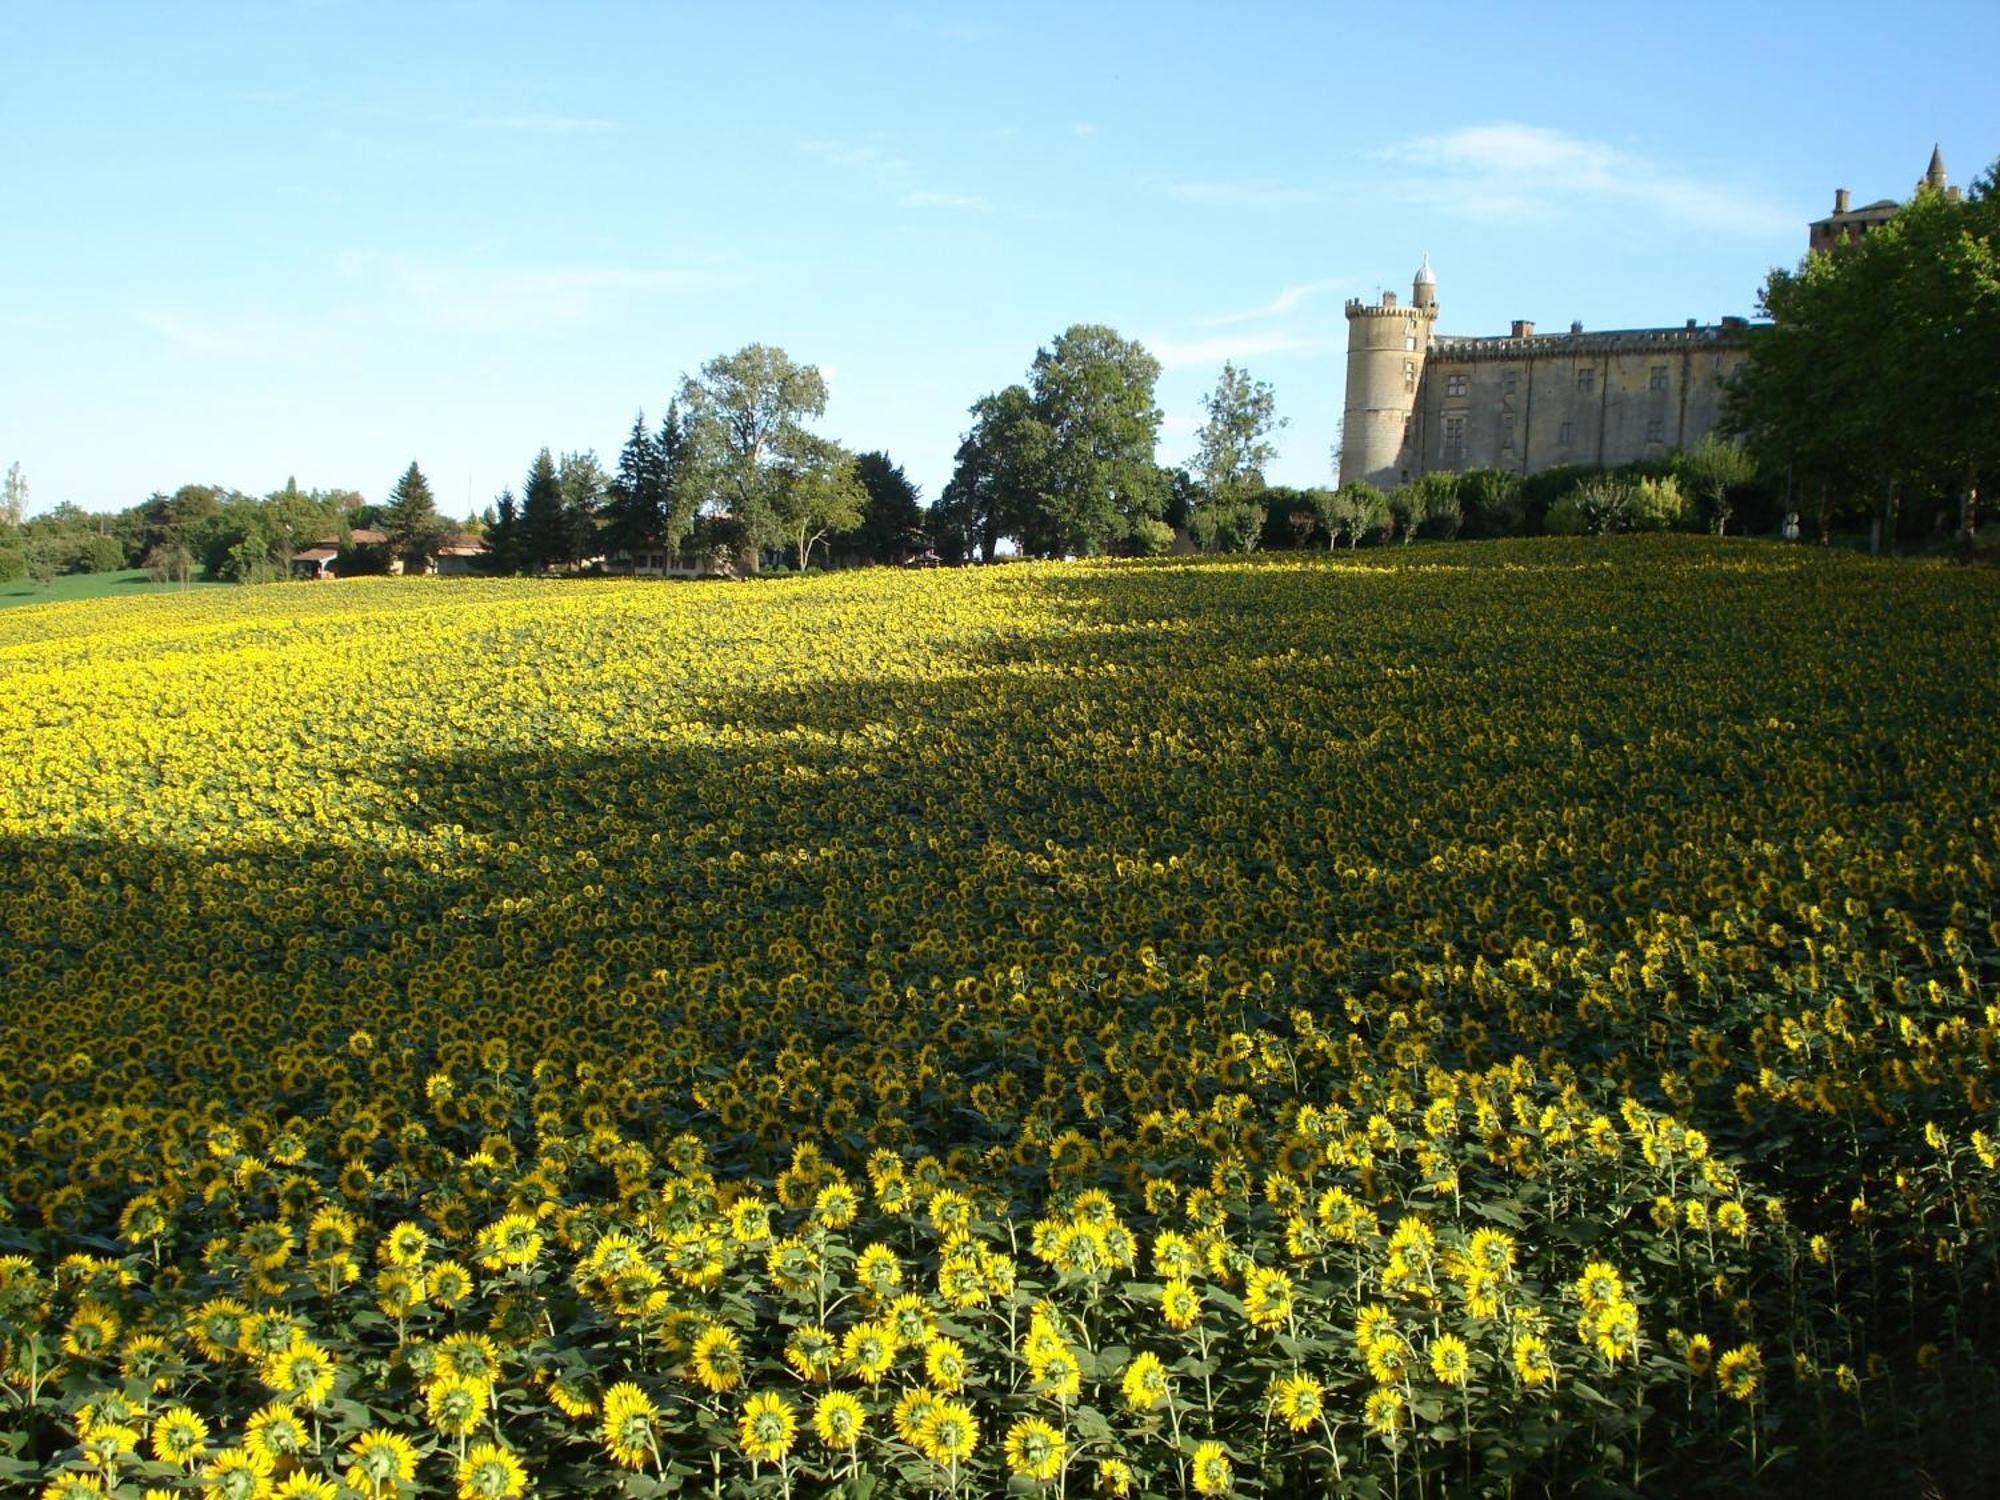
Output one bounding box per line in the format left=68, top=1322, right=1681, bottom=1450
left=605, top=544, right=729, bottom=578
left=430, top=534, right=489, bottom=576
left=291, top=528, right=487, bottom=580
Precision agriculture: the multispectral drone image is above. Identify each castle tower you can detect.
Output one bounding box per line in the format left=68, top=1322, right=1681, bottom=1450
left=1340, top=257, right=1439, bottom=489
left=1920, top=144, right=1948, bottom=194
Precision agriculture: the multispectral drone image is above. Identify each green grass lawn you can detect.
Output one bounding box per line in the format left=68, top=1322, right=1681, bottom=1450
left=0, top=568, right=223, bottom=610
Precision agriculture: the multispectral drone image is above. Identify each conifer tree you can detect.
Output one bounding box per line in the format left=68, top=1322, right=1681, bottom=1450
left=519, top=448, right=565, bottom=573
left=382, top=460, right=446, bottom=570
left=603, top=413, right=666, bottom=561
left=487, top=489, right=523, bottom=575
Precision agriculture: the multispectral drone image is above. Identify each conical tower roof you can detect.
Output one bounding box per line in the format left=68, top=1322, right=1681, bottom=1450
left=1925, top=144, right=1948, bottom=189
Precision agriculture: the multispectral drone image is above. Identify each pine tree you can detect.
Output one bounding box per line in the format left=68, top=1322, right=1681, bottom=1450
left=487, top=489, right=523, bottom=575
left=657, top=401, right=697, bottom=558
left=382, top=460, right=446, bottom=570
left=519, top=448, right=565, bottom=573
left=603, top=412, right=666, bottom=562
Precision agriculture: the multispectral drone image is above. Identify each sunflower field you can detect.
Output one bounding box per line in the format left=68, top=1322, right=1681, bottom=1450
left=1, top=536, right=1995, bottom=1499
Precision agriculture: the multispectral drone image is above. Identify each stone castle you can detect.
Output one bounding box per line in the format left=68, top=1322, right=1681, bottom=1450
left=1337, top=148, right=1956, bottom=491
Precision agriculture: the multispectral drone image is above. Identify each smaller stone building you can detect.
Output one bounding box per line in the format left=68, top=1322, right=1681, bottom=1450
left=1807, top=146, right=1957, bottom=256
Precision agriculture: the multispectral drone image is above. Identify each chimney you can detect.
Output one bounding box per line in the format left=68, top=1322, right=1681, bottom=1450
left=1686, top=318, right=1697, bottom=330
left=1510, top=319, right=1535, bottom=338
left=1834, top=187, right=1851, bottom=213
left=1570, top=320, right=1583, bottom=335
left=1382, top=291, right=1399, bottom=308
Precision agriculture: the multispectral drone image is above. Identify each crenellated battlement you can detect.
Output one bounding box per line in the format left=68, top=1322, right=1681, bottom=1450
left=1345, top=296, right=1438, bottom=320
left=1427, top=322, right=1752, bottom=362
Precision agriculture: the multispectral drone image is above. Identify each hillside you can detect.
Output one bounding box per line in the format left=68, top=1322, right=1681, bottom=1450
left=2, top=538, right=1995, bottom=1496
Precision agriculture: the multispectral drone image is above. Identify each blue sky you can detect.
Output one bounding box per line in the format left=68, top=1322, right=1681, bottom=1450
left=4, top=1, right=1995, bottom=517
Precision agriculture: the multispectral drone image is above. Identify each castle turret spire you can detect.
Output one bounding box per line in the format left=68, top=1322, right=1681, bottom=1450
left=1412, top=253, right=1436, bottom=310
left=1923, top=144, right=1948, bottom=192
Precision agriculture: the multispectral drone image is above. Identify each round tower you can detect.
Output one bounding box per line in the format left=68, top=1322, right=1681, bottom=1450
left=1340, top=258, right=1439, bottom=490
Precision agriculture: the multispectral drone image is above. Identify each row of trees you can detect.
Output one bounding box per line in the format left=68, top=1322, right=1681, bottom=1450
left=21, top=155, right=1992, bottom=591
left=477, top=346, right=922, bottom=576
left=1725, top=159, right=1998, bottom=548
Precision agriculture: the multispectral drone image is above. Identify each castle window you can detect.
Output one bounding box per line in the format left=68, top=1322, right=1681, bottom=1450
left=1444, top=373, right=1468, bottom=398
left=1405, top=333, right=1417, bottom=351
left=1650, top=365, right=1669, bottom=391
left=1503, top=372, right=1518, bottom=395
left=1404, top=360, right=1417, bottom=394
left=1442, top=416, right=1466, bottom=459
left=1577, top=368, right=1595, bottom=394
left=1646, top=418, right=1666, bottom=443
left=1558, top=421, right=1574, bottom=447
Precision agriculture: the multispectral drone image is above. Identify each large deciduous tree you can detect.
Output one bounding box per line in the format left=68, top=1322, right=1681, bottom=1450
left=937, top=384, right=1047, bottom=561
left=678, top=345, right=834, bottom=571
left=1727, top=159, right=1999, bottom=547
left=1029, top=324, right=1165, bottom=556
left=839, top=451, right=925, bottom=565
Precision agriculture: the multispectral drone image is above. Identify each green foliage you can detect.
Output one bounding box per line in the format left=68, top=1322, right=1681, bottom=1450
left=1190, top=362, right=1284, bottom=553
left=556, top=450, right=610, bottom=567
left=1316, top=483, right=1390, bottom=549
left=838, top=451, right=926, bottom=565
left=1673, top=435, right=1757, bottom=535
left=1030, top=324, right=1166, bottom=556
left=679, top=344, right=834, bottom=570
left=773, top=438, right=868, bottom=570
left=1, top=461, right=25, bottom=530
left=937, top=384, right=1045, bottom=562
left=1456, top=468, right=1526, bottom=540
left=485, top=489, right=525, bottom=577
left=1547, top=474, right=1682, bottom=535
left=1728, top=162, right=2000, bottom=543
left=520, top=449, right=567, bottom=573
left=382, top=460, right=448, bottom=569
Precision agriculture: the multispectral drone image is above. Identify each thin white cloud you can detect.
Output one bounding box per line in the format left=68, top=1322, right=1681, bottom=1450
left=1198, top=278, right=1346, bottom=327
left=136, top=311, right=272, bottom=358
left=901, top=189, right=991, bottom=211
left=1145, top=329, right=1335, bottom=372
left=335, top=253, right=736, bottom=334
left=1167, top=177, right=1316, bottom=208
left=467, top=113, right=617, bottom=133
left=1071, top=121, right=1097, bottom=138
left=1377, top=123, right=1791, bottom=236
left=801, top=140, right=991, bottom=212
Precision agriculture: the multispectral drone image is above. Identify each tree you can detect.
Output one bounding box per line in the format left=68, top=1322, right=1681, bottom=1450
left=520, top=449, right=567, bottom=573
left=1189, top=362, right=1285, bottom=552
left=678, top=345, right=833, bottom=571
left=937, top=385, right=1047, bottom=561
left=1, top=462, right=25, bottom=530
left=556, top=450, right=609, bottom=566
left=775, top=439, right=868, bottom=570
left=1029, top=324, right=1165, bottom=556
left=382, top=461, right=447, bottom=571
left=602, top=413, right=668, bottom=562
left=1315, top=483, right=1389, bottom=549
left=1672, top=436, right=1756, bottom=536
left=1726, top=159, right=2000, bottom=546
left=487, top=489, right=525, bottom=576
left=838, top=451, right=925, bottom=565
left=143, top=541, right=195, bottom=587
left=1456, top=469, right=1526, bottom=539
